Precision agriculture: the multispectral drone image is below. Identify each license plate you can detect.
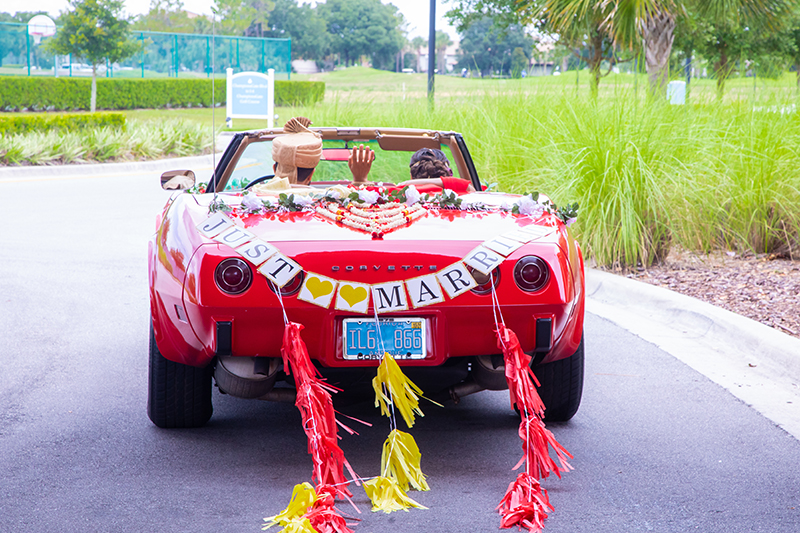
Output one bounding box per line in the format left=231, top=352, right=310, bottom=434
left=342, top=318, right=426, bottom=360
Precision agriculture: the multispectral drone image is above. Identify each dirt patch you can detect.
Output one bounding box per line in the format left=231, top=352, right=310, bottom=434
left=603, top=248, right=800, bottom=339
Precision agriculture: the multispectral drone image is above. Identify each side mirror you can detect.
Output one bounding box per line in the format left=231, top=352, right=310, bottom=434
left=160, top=169, right=196, bottom=190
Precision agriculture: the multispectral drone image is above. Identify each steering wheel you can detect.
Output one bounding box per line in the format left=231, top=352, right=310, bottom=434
left=243, top=175, right=275, bottom=190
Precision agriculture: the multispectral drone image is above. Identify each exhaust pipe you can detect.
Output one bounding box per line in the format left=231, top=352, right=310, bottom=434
left=447, top=380, right=485, bottom=404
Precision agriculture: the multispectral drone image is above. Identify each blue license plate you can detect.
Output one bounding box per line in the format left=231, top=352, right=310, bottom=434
left=342, top=318, right=426, bottom=360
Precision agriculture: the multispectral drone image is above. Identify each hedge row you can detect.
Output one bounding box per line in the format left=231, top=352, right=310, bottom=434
left=0, top=112, right=126, bottom=134
left=0, top=77, right=325, bottom=111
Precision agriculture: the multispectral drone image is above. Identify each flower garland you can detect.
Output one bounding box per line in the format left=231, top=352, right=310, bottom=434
left=315, top=201, right=428, bottom=238
left=220, top=185, right=579, bottom=231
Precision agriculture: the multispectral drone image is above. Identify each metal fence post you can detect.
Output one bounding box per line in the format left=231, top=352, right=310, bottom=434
left=26, top=31, right=30, bottom=76
left=174, top=33, right=178, bottom=77
left=140, top=32, right=145, bottom=78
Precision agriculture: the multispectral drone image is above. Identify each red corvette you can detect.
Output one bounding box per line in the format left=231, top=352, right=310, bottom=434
left=148, top=127, right=585, bottom=428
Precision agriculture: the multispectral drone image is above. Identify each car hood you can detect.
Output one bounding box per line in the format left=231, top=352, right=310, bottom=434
left=187, top=191, right=562, bottom=243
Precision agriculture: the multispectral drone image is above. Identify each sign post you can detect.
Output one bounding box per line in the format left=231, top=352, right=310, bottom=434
left=226, top=68, right=275, bottom=129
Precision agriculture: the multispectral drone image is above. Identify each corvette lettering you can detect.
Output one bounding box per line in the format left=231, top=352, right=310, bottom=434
left=331, top=265, right=436, bottom=272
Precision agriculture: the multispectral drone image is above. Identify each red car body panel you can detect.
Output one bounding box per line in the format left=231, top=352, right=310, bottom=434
left=149, top=191, right=585, bottom=370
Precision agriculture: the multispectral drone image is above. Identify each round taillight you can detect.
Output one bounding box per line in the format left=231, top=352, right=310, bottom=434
left=469, top=267, right=501, bottom=295
left=513, top=256, right=549, bottom=292
left=215, top=258, right=252, bottom=295
left=267, top=270, right=305, bottom=297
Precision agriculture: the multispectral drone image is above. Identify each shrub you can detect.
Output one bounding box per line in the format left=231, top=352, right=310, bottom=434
left=0, top=112, right=126, bottom=135
left=0, top=119, right=212, bottom=165
left=0, top=77, right=324, bottom=111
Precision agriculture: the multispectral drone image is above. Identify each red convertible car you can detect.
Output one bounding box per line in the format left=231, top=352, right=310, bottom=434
left=148, top=126, right=585, bottom=428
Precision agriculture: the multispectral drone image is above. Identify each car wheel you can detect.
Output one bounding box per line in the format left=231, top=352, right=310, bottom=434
left=147, top=323, right=213, bottom=428
left=532, top=334, right=584, bottom=422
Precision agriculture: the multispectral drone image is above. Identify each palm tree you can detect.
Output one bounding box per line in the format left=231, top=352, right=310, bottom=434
left=533, top=0, right=626, bottom=98
left=435, top=30, right=453, bottom=74
left=510, top=0, right=794, bottom=97
left=411, top=36, right=426, bottom=73
left=603, top=0, right=794, bottom=97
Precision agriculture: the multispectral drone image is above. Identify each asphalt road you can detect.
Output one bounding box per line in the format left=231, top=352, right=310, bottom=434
left=2, top=169, right=799, bottom=533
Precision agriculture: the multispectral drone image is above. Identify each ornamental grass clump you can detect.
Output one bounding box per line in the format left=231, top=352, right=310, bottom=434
left=0, top=119, right=213, bottom=165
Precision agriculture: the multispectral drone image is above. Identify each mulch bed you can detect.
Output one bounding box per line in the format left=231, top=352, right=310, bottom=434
left=603, top=248, right=800, bottom=340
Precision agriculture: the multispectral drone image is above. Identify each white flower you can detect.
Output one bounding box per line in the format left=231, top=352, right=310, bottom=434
left=516, top=195, right=545, bottom=218
left=357, top=189, right=379, bottom=205
left=565, top=217, right=577, bottom=227
left=404, top=185, right=420, bottom=205
left=241, top=191, right=263, bottom=213
left=294, top=195, right=314, bottom=208
left=459, top=198, right=479, bottom=210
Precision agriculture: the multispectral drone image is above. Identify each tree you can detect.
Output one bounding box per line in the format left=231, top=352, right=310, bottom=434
left=0, top=11, right=51, bottom=70
left=435, top=30, right=453, bottom=74
left=132, top=0, right=195, bottom=33
left=44, top=0, right=137, bottom=112
left=606, top=1, right=795, bottom=98
left=770, top=10, right=800, bottom=89
left=263, top=0, right=329, bottom=60
left=212, top=0, right=272, bottom=36
left=449, top=1, right=628, bottom=97
left=411, top=35, right=426, bottom=72
left=317, top=0, right=404, bottom=70
left=693, top=1, right=794, bottom=97
left=456, top=17, right=533, bottom=77
left=511, top=46, right=528, bottom=77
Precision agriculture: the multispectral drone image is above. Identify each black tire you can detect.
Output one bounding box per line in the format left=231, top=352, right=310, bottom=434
left=147, top=323, right=213, bottom=428
left=532, top=335, right=584, bottom=422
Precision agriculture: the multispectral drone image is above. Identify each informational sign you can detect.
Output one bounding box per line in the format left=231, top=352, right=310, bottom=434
left=226, top=68, right=274, bottom=128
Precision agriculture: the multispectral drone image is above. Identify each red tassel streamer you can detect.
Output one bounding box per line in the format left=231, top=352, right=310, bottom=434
left=495, top=324, right=573, bottom=479
left=282, top=322, right=357, bottom=499
left=496, top=473, right=553, bottom=533
left=495, top=323, right=573, bottom=532
left=305, top=485, right=356, bottom=533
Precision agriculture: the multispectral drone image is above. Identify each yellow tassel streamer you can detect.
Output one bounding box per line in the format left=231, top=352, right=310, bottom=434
left=363, top=476, right=428, bottom=513
left=381, top=429, right=430, bottom=492
left=263, top=482, right=318, bottom=531
left=372, top=353, right=424, bottom=428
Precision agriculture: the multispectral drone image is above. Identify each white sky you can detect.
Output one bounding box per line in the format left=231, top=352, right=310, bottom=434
left=15, top=0, right=456, bottom=39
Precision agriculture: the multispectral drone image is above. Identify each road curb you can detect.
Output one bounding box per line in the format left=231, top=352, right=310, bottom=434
left=586, top=268, right=800, bottom=439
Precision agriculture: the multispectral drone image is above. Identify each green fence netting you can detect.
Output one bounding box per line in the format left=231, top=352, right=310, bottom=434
left=0, top=22, right=291, bottom=79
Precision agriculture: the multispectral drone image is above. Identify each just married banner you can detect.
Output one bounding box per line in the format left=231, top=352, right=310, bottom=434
left=196, top=211, right=556, bottom=313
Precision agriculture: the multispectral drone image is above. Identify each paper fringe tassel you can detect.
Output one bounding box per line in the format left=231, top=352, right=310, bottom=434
left=263, top=482, right=317, bottom=531
left=264, top=483, right=354, bottom=533
left=305, top=485, right=355, bottom=533
left=282, top=322, right=322, bottom=384
left=495, top=323, right=573, bottom=532
left=496, top=324, right=573, bottom=479
left=496, top=473, right=553, bottom=533
left=381, top=429, right=430, bottom=492
left=372, top=353, right=424, bottom=428
left=363, top=476, right=428, bottom=513
left=282, top=322, right=356, bottom=500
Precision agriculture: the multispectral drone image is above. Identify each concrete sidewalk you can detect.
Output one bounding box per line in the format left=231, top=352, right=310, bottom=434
left=587, top=268, right=800, bottom=440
